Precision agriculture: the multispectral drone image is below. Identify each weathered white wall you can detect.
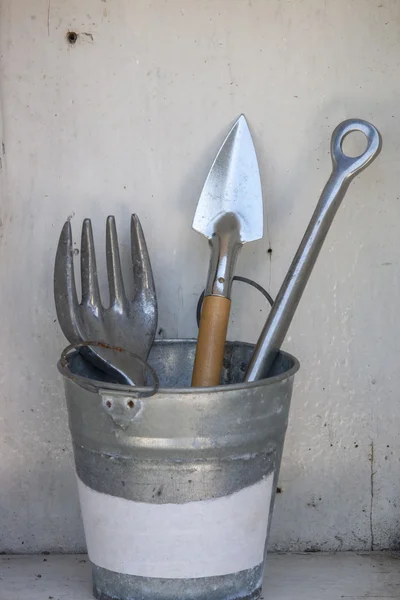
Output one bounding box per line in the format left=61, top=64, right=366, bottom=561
left=0, top=0, right=398, bottom=553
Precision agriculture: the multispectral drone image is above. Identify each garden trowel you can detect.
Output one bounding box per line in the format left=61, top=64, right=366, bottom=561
left=191, top=115, right=264, bottom=387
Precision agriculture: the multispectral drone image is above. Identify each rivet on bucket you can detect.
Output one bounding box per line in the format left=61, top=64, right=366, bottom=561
left=102, top=395, right=143, bottom=429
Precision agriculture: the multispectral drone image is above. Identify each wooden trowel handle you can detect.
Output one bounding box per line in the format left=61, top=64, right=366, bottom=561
left=191, top=295, right=231, bottom=387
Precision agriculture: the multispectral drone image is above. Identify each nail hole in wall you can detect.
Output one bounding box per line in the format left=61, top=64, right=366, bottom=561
left=66, top=31, right=78, bottom=45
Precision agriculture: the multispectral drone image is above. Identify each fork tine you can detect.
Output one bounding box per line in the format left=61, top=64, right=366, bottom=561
left=131, top=214, right=156, bottom=296
left=54, top=220, right=81, bottom=341
left=106, top=215, right=127, bottom=308
left=81, top=218, right=102, bottom=308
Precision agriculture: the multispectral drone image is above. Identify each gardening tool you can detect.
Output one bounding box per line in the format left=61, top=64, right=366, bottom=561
left=245, top=118, right=382, bottom=382
left=54, top=214, right=157, bottom=385
left=191, top=115, right=263, bottom=387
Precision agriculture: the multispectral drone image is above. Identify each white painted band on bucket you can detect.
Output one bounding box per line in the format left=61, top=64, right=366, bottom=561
left=77, top=472, right=274, bottom=579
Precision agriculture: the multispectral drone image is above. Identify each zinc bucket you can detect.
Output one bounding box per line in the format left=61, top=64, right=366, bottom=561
left=58, top=338, right=299, bottom=600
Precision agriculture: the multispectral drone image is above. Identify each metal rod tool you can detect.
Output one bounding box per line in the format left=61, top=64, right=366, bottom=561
left=245, top=119, right=382, bottom=382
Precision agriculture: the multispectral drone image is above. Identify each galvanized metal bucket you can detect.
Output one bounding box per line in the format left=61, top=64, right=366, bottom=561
left=58, top=339, right=299, bottom=600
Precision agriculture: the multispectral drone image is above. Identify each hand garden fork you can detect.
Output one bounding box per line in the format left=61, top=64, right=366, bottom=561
left=54, top=215, right=157, bottom=385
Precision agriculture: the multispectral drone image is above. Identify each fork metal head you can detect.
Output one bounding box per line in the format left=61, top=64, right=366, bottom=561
left=54, top=215, right=158, bottom=385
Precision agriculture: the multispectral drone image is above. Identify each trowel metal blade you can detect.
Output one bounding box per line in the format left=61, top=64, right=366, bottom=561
left=193, top=115, right=263, bottom=243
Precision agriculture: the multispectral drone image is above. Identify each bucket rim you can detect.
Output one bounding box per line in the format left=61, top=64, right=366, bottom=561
left=57, top=338, right=300, bottom=396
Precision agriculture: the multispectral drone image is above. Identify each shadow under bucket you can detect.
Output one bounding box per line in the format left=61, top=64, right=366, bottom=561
left=58, top=339, right=299, bottom=600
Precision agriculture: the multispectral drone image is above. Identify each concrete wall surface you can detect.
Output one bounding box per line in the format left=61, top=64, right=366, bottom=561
left=0, top=0, right=398, bottom=552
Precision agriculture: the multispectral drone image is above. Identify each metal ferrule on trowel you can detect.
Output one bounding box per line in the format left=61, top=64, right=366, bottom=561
left=205, top=212, right=242, bottom=298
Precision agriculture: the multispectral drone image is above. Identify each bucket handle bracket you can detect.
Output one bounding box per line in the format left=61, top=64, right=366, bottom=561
left=59, top=341, right=159, bottom=425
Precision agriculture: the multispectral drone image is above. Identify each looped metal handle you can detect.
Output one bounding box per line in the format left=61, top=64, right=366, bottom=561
left=245, top=117, right=382, bottom=382
left=59, top=341, right=159, bottom=398
left=331, top=119, right=382, bottom=180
